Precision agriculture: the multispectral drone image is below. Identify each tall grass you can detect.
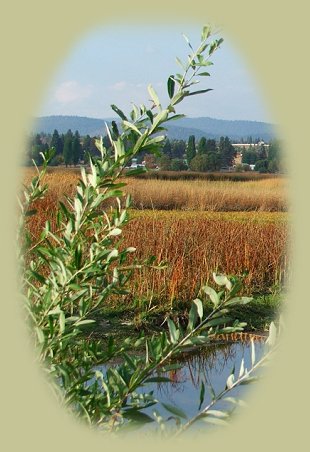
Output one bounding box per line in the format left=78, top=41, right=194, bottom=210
left=22, top=168, right=289, bottom=304
left=23, top=168, right=287, bottom=212
left=122, top=210, right=288, bottom=304
left=123, top=177, right=287, bottom=211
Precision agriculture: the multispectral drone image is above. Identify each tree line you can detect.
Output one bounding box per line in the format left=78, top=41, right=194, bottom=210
left=26, top=129, right=281, bottom=173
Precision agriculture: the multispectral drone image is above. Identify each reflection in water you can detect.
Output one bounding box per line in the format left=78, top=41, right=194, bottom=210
left=96, top=339, right=267, bottom=433
left=142, top=340, right=266, bottom=422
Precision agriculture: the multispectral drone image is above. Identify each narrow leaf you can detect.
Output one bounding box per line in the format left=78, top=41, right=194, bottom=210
left=162, top=402, right=187, bottom=419
left=167, top=75, right=175, bottom=99
left=187, top=88, right=213, bottom=96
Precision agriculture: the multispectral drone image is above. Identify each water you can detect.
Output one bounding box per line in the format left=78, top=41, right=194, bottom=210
left=140, top=341, right=265, bottom=421
left=96, top=339, right=266, bottom=433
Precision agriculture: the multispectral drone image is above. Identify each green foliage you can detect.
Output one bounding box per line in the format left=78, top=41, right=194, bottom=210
left=186, top=135, right=196, bottom=164
left=189, top=153, right=209, bottom=171
left=19, top=26, right=277, bottom=436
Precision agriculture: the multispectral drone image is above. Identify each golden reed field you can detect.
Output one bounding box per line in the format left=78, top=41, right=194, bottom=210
left=22, top=168, right=289, bottom=303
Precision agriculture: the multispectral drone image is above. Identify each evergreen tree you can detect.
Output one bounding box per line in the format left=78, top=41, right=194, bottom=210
left=206, top=139, right=217, bottom=154
left=197, top=137, right=207, bottom=154
left=242, top=148, right=258, bottom=165
left=186, top=135, right=196, bottom=165
left=50, top=129, right=63, bottom=155
left=63, top=130, right=73, bottom=166
left=257, top=143, right=268, bottom=160
left=219, top=136, right=236, bottom=167
left=162, top=138, right=172, bottom=157
left=171, top=139, right=186, bottom=159
left=72, top=131, right=82, bottom=166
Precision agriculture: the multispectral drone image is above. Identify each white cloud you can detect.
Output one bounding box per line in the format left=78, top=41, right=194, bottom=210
left=110, top=81, right=127, bottom=91
left=54, top=80, right=93, bottom=104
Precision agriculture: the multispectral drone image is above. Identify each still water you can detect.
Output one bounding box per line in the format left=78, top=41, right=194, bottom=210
left=97, top=339, right=266, bottom=433
left=141, top=341, right=265, bottom=421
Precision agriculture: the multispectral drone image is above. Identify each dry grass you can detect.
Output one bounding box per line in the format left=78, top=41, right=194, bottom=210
left=22, top=168, right=289, bottom=304
left=22, top=168, right=287, bottom=212
left=123, top=177, right=287, bottom=211
left=122, top=210, right=289, bottom=303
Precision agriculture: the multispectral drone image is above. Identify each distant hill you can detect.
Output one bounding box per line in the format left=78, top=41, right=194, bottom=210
left=33, top=115, right=276, bottom=142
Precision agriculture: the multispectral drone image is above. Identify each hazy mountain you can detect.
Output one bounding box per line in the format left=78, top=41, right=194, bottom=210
left=33, top=115, right=276, bottom=141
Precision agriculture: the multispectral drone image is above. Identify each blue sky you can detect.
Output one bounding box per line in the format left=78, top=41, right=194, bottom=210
left=39, top=23, right=272, bottom=123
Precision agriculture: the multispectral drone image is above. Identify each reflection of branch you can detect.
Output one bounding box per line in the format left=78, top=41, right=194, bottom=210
left=173, top=343, right=278, bottom=437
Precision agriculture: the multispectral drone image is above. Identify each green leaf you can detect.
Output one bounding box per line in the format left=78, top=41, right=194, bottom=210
left=175, top=56, right=186, bottom=70
left=123, top=410, right=154, bottom=423
left=199, top=380, right=205, bottom=410
left=25, top=209, right=37, bottom=217
left=193, top=298, right=203, bottom=321
left=30, top=270, right=46, bottom=284
left=239, top=376, right=259, bottom=385
left=123, top=120, right=142, bottom=135
left=110, top=104, right=127, bottom=120
left=108, top=228, right=122, bottom=237
left=198, top=72, right=211, bottom=77
left=226, top=373, right=235, bottom=389
left=202, top=316, right=232, bottom=329
left=35, top=327, right=45, bottom=344
left=187, top=302, right=198, bottom=331
left=147, top=84, right=161, bottom=108
left=201, top=25, right=211, bottom=41
left=182, top=33, right=193, bottom=50
left=225, top=297, right=252, bottom=307
left=162, top=402, right=187, bottom=419
left=213, top=273, right=232, bottom=290
left=75, top=319, right=96, bottom=327
left=170, top=91, right=186, bottom=106
left=167, top=75, right=175, bottom=99
left=202, top=285, right=219, bottom=307
left=207, top=410, right=229, bottom=419
left=149, top=109, right=169, bottom=133
left=167, top=318, right=179, bottom=344
left=59, top=311, right=65, bottom=334
left=199, top=415, right=228, bottom=426
left=187, top=88, right=213, bottom=96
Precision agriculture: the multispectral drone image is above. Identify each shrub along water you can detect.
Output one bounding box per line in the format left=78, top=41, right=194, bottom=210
left=19, top=26, right=280, bottom=435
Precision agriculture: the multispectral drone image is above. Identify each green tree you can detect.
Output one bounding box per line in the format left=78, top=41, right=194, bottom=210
left=170, top=158, right=187, bottom=171
left=50, top=129, right=63, bottom=155
left=206, top=138, right=217, bottom=154
left=219, top=136, right=236, bottom=167
left=186, top=135, right=196, bottom=165
left=158, top=154, right=171, bottom=170
left=242, top=148, right=258, bottom=165
left=63, top=129, right=73, bottom=166
left=254, top=159, right=269, bottom=173
left=189, top=153, right=209, bottom=171
left=162, top=138, right=172, bottom=157
left=171, top=139, right=186, bottom=159
left=72, top=131, right=82, bottom=166
left=257, top=143, right=268, bottom=160
left=197, top=136, right=207, bottom=154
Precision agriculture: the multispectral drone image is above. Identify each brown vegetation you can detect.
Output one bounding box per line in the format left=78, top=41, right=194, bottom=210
left=122, top=210, right=288, bottom=303
left=22, top=168, right=289, bottom=305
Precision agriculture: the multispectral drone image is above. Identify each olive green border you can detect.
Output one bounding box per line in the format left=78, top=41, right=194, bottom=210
left=1, top=1, right=307, bottom=450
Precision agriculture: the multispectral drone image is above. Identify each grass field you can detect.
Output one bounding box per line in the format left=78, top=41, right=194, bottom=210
left=22, top=168, right=289, bottom=322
